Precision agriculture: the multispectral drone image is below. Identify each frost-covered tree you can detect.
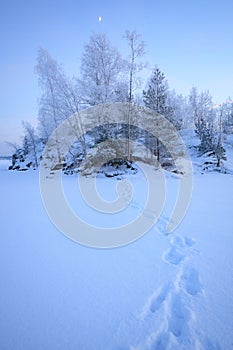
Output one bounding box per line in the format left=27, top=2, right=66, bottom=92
left=9, top=121, right=41, bottom=171
left=35, top=48, right=66, bottom=140
left=22, top=121, right=39, bottom=168
left=35, top=48, right=69, bottom=163
left=143, top=67, right=172, bottom=115
left=222, top=99, right=233, bottom=134
left=124, top=30, right=146, bottom=160
left=167, top=90, right=187, bottom=130
left=124, top=30, right=146, bottom=103
left=214, top=106, right=226, bottom=167
left=78, top=33, right=125, bottom=106
left=189, top=88, right=226, bottom=167
left=35, top=48, right=86, bottom=161
left=143, top=66, right=173, bottom=162
left=189, top=87, right=216, bottom=154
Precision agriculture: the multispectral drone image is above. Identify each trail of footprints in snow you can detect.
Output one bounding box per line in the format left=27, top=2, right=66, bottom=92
left=162, top=235, right=202, bottom=297
left=140, top=234, right=206, bottom=349
left=126, top=201, right=219, bottom=348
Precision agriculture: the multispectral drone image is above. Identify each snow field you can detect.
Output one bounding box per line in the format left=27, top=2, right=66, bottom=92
left=0, top=163, right=233, bottom=349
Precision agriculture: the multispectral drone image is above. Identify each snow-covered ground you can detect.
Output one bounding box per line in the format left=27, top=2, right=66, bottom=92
left=0, top=158, right=233, bottom=350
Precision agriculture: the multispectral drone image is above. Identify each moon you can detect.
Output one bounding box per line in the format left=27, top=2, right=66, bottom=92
left=98, top=16, right=102, bottom=22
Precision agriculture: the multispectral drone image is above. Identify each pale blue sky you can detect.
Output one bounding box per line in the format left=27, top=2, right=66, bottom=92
left=1, top=0, right=233, bottom=154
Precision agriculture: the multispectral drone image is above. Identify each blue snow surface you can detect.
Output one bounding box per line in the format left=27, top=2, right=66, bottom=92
left=0, top=160, right=233, bottom=350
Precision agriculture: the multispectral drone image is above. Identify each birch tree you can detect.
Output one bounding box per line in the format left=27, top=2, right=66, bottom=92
left=78, top=33, right=125, bottom=106
left=35, top=48, right=86, bottom=163
left=124, top=30, right=145, bottom=159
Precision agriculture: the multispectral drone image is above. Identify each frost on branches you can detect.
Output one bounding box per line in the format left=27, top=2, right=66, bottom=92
left=9, top=32, right=231, bottom=175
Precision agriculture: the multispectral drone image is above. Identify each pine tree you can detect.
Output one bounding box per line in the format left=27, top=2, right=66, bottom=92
left=214, top=106, right=226, bottom=167
left=215, top=139, right=226, bottom=167
left=189, top=88, right=216, bottom=154
left=143, top=66, right=173, bottom=162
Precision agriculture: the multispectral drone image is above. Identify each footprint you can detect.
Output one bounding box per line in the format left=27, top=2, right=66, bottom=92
left=163, top=245, right=185, bottom=265
left=150, top=331, right=170, bottom=349
left=134, top=233, right=204, bottom=350
left=180, top=266, right=202, bottom=296
left=168, top=293, right=190, bottom=338
left=184, top=236, right=196, bottom=247
left=150, top=283, right=170, bottom=313
left=171, top=235, right=196, bottom=249
left=171, top=235, right=186, bottom=248
left=155, top=215, right=171, bottom=236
